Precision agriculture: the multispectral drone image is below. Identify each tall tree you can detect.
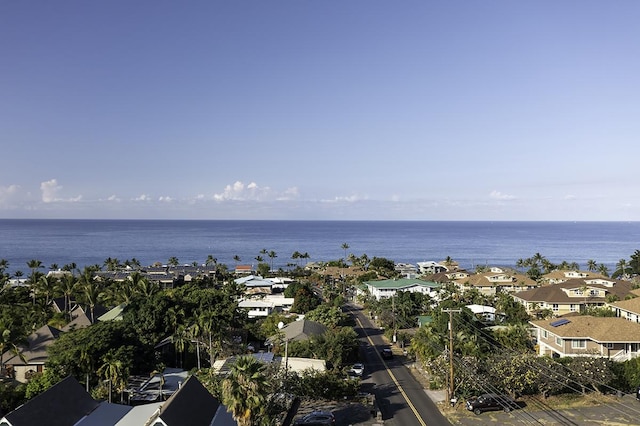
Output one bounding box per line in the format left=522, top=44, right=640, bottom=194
left=57, top=273, right=77, bottom=317
left=78, top=267, right=102, bottom=323
left=268, top=251, right=277, bottom=272
left=615, top=259, right=629, bottom=278
left=598, top=263, right=610, bottom=277
left=221, top=355, right=270, bottom=426
left=341, top=243, right=350, bottom=265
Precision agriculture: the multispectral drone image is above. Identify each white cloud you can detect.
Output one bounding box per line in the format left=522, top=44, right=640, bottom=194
left=107, top=195, right=121, bottom=202
left=276, top=187, right=299, bottom=201
left=322, top=194, right=368, bottom=203
left=41, top=179, right=62, bottom=203
left=0, top=184, right=21, bottom=208
left=213, top=181, right=280, bottom=201
left=489, top=190, right=515, bottom=200
left=39, top=179, right=82, bottom=203
left=159, top=196, right=173, bottom=202
left=134, top=194, right=151, bottom=201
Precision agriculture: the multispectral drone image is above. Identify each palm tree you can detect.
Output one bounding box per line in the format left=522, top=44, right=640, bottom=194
left=0, top=321, right=27, bottom=371
left=615, top=259, right=628, bottom=279
left=598, top=264, right=610, bottom=277
left=36, top=274, right=57, bottom=308
left=168, top=257, right=180, bottom=267
left=26, top=259, right=44, bottom=283
left=221, top=355, right=270, bottom=426
left=26, top=259, right=43, bottom=305
left=291, top=251, right=301, bottom=267
left=586, top=259, right=597, bottom=272
left=341, top=243, right=350, bottom=264
left=173, top=325, right=189, bottom=368
left=205, top=255, right=217, bottom=267
left=268, top=250, right=277, bottom=272
left=97, top=350, right=128, bottom=403
left=78, top=267, right=102, bottom=323
left=130, top=271, right=158, bottom=298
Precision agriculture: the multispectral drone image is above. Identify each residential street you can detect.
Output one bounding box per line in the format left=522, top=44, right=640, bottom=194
left=345, top=303, right=452, bottom=426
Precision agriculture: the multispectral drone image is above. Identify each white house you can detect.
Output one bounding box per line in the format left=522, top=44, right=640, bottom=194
left=362, top=278, right=440, bottom=301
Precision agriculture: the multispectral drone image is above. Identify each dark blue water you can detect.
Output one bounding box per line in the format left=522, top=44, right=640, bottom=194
left=0, top=220, right=639, bottom=275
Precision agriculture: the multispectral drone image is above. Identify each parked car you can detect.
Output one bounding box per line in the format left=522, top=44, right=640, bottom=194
left=466, top=393, right=519, bottom=415
left=381, top=348, right=393, bottom=359
left=349, top=363, right=365, bottom=376
left=293, top=410, right=336, bottom=425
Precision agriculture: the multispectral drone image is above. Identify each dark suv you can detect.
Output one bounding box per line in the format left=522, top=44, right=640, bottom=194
left=380, top=348, right=393, bottom=359
left=466, top=393, right=519, bottom=415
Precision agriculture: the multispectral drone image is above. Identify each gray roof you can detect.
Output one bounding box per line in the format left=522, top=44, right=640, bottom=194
left=2, top=376, right=99, bottom=426
left=153, top=376, right=220, bottom=426
left=1, top=324, right=62, bottom=366
left=268, top=319, right=328, bottom=344
left=75, top=401, right=132, bottom=426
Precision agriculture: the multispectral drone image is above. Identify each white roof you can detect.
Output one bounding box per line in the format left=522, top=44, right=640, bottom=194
left=283, top=357, right=326, bottom=373
left=465, top=304, right=496, bottom=314
left=114, top=402, right=162, bottom=426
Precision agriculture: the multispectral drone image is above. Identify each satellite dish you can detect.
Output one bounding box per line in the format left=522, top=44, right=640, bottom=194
left=277, top=321, right=284, bottom=330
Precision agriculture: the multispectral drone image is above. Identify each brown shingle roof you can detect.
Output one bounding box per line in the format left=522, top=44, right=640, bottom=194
left=609, top=296, right=640, bottom=315
left=531, top=315, right=640, bottom=342
left=515, top=278, right=633, bottom=304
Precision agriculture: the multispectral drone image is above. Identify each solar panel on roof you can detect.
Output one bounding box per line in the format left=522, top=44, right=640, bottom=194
left=550, top=318, right=571, bottom=327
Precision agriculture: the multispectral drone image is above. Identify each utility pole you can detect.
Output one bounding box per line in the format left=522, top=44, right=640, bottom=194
left=442, top=308, right=461, bottom=406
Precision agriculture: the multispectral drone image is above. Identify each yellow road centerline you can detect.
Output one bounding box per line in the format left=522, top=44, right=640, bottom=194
left=356, top=315, right=427, bottom=426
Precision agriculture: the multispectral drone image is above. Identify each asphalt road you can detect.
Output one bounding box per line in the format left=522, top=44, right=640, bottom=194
left=346, top=303, right=452, bottom=426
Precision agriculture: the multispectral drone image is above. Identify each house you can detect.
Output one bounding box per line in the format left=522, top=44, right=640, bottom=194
left=362, top=278, right=440, bottom=301
left=74, top=401, right=133, bottom=426
left=530, top=315, right=640, bottom=361
left=266, top=319, right=328, bottom=347
left=211, top=352, right=275, bottom=376
left=239, top=295, right=294, bottom=319
left=239, top=300, right=276, bottom=319
left=540, top=270, right=603, bottom=285
left=143, top=375, right=221, bottom=426
left=513, top=278, right=634, bottom=316
left=465, top=304, right=499, bottom=322
left=62, top=305, right=94, bottom=331
left=128, top=368, right=189, bottom=405
left=235, top=275, right=274, bottom=294
left=416, top=261, right=448, bottom=275
left=234, top=265, right=253, bottom=275
left=395, top=263, right=418, bottom=278
left=1, top=374, right=232, bottom=426
left=283, top=357, right=326, bottom=374
left=453, top=267, right=537, bottom=296
left=1, top=325, right=62, bottom=383
left=607, top=297, right=640, bottom=323
left=97, top=303, right=127, bottom=322
left=0, top=376, right=100, bottom=426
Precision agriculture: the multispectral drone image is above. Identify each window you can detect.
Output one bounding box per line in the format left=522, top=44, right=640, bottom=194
left=542, top=330, right=548, bottom=338
left=570, top=304, right=577, bottom=312
left=552, top=304, right=559, bottom=312
left=605, top=343, right=614, bottom=349
left=556, top=336, right=562, bottom=346
left=571, top=340, right=586, bottom=349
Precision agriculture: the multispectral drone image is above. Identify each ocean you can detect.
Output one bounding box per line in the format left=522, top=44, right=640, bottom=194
left=1, top=219, right=639, bottom=276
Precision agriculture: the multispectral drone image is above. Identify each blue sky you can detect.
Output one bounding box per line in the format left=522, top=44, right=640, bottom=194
left=2, top=1, right=639, bottom=221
